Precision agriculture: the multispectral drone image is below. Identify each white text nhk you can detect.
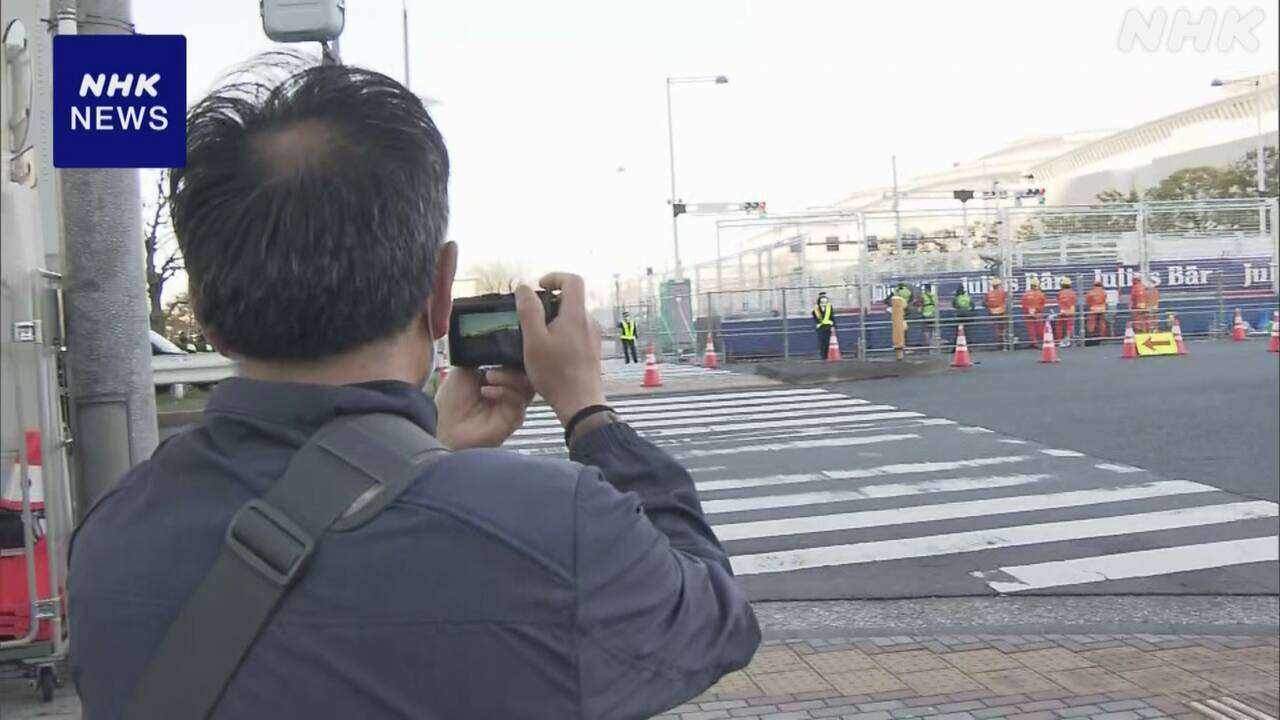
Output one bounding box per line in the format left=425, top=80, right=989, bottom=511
left=71, top=73, right=168, bottom=131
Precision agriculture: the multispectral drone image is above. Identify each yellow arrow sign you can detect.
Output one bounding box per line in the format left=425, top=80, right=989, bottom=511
left=1135, top=332, right=1178, bottom=356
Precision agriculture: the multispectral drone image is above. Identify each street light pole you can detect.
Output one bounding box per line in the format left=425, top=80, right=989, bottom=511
left=666, top=79, right=680, bottom=278
left=1212, top=76, right=1268, bottom=194
left=665, top=75, right=729, bottom=280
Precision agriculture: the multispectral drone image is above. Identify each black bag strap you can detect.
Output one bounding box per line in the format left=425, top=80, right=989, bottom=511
left=125, top=413, right=447, bottom=719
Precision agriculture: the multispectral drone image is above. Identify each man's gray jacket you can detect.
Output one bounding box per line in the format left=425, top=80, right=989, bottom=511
left=69, top=378, right=761, bottom=719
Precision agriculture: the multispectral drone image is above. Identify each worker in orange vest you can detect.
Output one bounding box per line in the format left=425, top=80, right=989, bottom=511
left=1085, top=280, right=1109, bottom=345
left=984, top=278, right=1008, bottom=349
left=1021, top=278, right=1047, bottom=349
left=1055, top=278, right=1077, bottom=347
left=1128, top=273, right=1149, bottom=333
left=1146, top=279, right=1161, bottom=332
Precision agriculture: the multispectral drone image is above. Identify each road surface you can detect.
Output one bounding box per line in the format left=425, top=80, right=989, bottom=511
left=511, top=341, right=1280, bottom=600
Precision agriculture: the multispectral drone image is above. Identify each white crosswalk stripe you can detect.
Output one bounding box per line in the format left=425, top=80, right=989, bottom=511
left=509, top=386, right=1280, bottom=594
left=974, top=537, right=1280, bottom=593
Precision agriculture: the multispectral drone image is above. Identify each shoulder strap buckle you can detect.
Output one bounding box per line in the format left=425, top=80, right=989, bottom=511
left=226, top=498, right=316, bottom=587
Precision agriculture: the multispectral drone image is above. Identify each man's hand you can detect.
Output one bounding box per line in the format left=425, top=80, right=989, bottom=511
left=435, top=367, right=535, bottom=449
left=517, top=273, right=606, bottom=427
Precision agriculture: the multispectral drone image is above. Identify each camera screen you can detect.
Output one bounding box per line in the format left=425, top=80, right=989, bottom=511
left=458, top=310, right=520, bottom=337
left=455, top=309, right=524, bottom=366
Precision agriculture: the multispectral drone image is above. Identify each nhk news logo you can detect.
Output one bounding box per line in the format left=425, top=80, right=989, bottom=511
left=53, top=35, right=186, bottom=168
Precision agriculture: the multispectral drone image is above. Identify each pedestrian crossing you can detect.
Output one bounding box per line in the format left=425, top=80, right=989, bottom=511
left=510, top=387, right=1280, bottom=598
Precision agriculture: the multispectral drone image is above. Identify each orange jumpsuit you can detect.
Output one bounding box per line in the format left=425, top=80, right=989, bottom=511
left=1085, top=286, right=1109, bottom=339
left=1022, top=288, right=1047, bottom=346
left=985, top=287, right=1008, bottom=347
left=1146, top=285, right=1161, bottom=331
left=1129, top=280, right=1148, bottom=332
left=1056, top=288, right=1077, bottom=341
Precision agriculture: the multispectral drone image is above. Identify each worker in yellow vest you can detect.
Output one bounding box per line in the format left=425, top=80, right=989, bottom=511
left=618, top=311, right=639, bottom=364
left=812, top=292, right=836, bottom=359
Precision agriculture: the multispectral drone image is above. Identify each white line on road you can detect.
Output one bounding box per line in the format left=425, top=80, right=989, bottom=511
left=517, top=399, right=885, bottom=433
left=705, top=473, right=1053, bottom=515
left=675, top=433, right=919, bottom=460
left=507, top=411, right=922, bottom=446
left=714, top=480, right=1215, bottom=540
left=998, top=439, right=1029, bottom=445
left=524, top=388, right=830, bottom=416
left=523, top=393, right=861, bottom=425
left=1096, top=463, right=1144, bottom=474
left=958, top=426, right=994, bottom=434
left=729, top=501, right=1278, bottom=576
left=976, top=536, right=1280, bottom=593
left=1040, top=449, right=1086, bottom=457
left=687, top=466, right=727, bottom=474
left=696, top=455, right=1030, bottom=492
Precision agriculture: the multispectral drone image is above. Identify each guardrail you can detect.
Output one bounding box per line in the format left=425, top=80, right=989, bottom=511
left=152, top=353, right=237, bottom=387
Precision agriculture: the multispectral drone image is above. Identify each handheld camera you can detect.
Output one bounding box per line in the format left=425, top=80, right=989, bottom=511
left=448, top=292, right=560, bottom=368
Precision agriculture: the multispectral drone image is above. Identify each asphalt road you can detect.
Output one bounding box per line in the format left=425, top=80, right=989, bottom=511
left=836, top=339, right=1280, bottom=503
left=511, top=343, right=1279, bottom=600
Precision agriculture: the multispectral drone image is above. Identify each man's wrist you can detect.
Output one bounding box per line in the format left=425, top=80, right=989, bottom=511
left=551, top=393, right=608, bottom=426
left=564, top=406, right=619, bottom=448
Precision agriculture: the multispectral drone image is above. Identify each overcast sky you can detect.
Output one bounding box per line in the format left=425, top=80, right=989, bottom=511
left=135, top=0, right=1279, bottom=299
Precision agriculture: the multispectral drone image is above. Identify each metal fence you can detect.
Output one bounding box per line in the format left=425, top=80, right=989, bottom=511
left=611, top=198, right=1279, bottom=360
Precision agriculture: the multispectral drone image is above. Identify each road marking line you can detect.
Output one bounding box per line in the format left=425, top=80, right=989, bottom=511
left=705, top=473, right=1053, bottom=515
left=729, top=501, right=1278, bottom=576
left=507, top=411, right=923, bottom=446
left=519, top=398, right=880, bottom=430
left=676, top=433, right=919, bottom=460
left=959, top=426, right=994, bottom=434
left=1096, top=463, right=1143, bottom=473
left=687, top=466, right=727, bottom=474
left=976, top=536, right=1280, bottom=593
left=524, top=393, right=861, bottom=424
left=524, top=388, right=830, bottom=416
left=714, top=480, right=1215, bottom=540
left=696, top=455, right=1031, bottom=492
left=510, top=418, right=947, bottom=453
left=1040, top=449, right=1086, bottom=457
left=998, top=439, right=1029, bottom=445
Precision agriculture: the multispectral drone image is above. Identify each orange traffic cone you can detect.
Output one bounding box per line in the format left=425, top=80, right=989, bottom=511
left=1232, top=308, right=1247, bottom=341
left=826, top=331, right=842, bottom=362
left=951, top=325, right=973, bottom=368
left=1040, top=320, right=1059, bottom=363
left=2, top=429, right=42, bottom=512
left=1171, top=315, right=1187, bottom=355
left=1268, top=311, right=1279, bottom=353
left=641, top=343, right=663, bottom=387
left=1121, top=322, right=1138, bottom=359
left=703, top=335, right=719, bottom=369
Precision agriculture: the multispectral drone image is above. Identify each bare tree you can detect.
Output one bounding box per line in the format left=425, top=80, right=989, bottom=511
left=470, top=261, right=523, bottom=294
left=144, top=170, right=184, bottom=334
left=163, top=293, right=199, bottom=338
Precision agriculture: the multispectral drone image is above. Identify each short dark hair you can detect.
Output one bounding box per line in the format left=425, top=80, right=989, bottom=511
left=170, top=54, right=449, bottom=360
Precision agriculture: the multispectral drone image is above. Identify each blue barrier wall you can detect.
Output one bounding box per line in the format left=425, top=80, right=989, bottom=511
left=719, top=257, right=1279, bottom=359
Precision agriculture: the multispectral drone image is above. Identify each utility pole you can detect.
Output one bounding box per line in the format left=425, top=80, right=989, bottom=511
left=57, top=0, right=158, bottom=516
left=401, top=0, right=411, bottom=88
left=891, top=155, right=902, bottom=254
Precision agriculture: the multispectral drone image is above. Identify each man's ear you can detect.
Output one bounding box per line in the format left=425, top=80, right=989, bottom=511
left=427, top=241, right=457, bottom=339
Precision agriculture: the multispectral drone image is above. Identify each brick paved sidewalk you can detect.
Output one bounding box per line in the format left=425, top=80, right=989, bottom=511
left=657, top=634, right=1279, bottom=720
left=5, top=633, right=1275, bottom=718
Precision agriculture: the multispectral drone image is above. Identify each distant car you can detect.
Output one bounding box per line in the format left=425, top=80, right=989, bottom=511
left=149, top=331, right=187, bottom=356
left=149, top=331, right=236, bottom=394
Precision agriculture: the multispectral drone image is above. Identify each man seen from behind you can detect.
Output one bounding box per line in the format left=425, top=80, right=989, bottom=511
left=68, top=56, right=759, bottom=720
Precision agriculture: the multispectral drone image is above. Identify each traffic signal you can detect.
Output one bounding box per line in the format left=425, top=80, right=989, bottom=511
left=672, top=202, right=686, bottom=217
left=742, top=201, right=767, bottom=214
